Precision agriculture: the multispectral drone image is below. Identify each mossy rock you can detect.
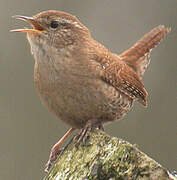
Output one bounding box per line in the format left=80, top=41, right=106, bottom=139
left=44, top=129, right=170, bottom=180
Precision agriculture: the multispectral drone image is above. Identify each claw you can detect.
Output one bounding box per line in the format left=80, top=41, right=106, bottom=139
left=75, top=120, right=104, bottom=147
left=45, top=128, right=75, bottom=173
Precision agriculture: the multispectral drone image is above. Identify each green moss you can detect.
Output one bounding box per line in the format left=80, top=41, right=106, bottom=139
left=44, top=129, right=170, bottom=180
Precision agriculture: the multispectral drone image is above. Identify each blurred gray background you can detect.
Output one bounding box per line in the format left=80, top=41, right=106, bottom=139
left=1, top=0, right=176, bottom=179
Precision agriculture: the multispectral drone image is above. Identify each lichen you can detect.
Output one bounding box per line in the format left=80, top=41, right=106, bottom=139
left=44, top=129, right=170, bottom=180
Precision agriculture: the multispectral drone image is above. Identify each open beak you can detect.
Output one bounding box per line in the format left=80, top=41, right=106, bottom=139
left=11, top=15, right=45, bottom=33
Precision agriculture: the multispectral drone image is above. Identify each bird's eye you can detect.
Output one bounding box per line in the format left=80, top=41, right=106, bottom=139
left=50, top=21, right=58, bottom=29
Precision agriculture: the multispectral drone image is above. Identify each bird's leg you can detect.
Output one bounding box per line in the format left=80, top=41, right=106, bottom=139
left=75, top=119, right=104, bottom=145
left=98, top=123, right=104, bottom=131
left=45, top=127, right=75, bottom=173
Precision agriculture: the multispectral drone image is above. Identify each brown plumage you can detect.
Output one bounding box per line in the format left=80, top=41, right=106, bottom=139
left=119, top=25, right=171, bottom=78
left=11, top=10, right=170, bottom=172
left=103, top=25, right=170, bottom=107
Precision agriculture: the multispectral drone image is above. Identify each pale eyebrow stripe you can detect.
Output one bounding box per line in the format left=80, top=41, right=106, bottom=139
left=58, top=18, right=83, bottom=29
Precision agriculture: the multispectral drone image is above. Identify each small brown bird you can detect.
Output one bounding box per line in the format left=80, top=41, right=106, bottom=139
left=11, top=10, right=170, bottom=172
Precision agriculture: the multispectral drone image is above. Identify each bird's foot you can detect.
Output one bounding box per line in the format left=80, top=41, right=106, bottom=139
left=45, top=146, right=64, bottom=173
left=75, top=119, right=104, bottom=146
left=44, top=128, right=75, bottom=173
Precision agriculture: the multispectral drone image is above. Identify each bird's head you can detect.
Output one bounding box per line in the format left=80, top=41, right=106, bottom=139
left=11, top=10, right=90, bottom=50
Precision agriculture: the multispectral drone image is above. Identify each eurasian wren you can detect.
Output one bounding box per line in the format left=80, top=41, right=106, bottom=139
left=11, top=10, right=170, bottom=172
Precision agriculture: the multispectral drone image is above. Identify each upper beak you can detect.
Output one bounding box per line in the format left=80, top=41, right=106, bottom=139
left=11, top=15, right=45, bottom=33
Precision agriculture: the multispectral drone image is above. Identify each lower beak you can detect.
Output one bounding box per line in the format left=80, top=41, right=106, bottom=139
left=11, top=15, right=45, bottom=33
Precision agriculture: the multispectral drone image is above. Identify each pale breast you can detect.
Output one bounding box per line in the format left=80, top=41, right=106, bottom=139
left=34, top=59, right=133, bottom=128
left=33, top=51, right=133, bottom=128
